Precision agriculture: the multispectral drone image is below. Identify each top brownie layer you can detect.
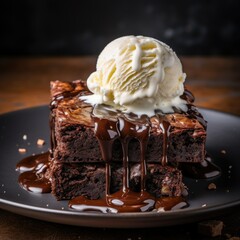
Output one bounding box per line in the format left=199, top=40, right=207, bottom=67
left=50, top=80, right=206, bottom=164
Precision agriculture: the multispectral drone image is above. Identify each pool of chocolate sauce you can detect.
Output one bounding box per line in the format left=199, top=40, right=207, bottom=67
left=16, top=152, right=51, bottom=193
left=16, top=89, right=220, bottom=213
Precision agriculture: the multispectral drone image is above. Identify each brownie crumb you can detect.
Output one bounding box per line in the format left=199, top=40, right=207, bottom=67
left=198, top=220, right=224, bottom=237
left=37, top=139, right=45, bottom=146
left=208, top=183, right=217, bottom=190
left=18, top=148, right=26, bottom=153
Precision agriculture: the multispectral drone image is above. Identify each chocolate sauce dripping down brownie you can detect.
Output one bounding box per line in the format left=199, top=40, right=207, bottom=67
left=47, top=80, right=207, bottom=212
left=91, top=107, right=156, bottom=211
left=15, top=79, right=214, bottom=213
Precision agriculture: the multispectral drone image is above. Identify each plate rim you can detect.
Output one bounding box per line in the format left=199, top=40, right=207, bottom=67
left=1, top=197, right=240, bottom=228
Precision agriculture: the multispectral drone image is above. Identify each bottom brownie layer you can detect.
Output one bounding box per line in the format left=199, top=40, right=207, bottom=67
left=50, top=162, right=183, bottom=200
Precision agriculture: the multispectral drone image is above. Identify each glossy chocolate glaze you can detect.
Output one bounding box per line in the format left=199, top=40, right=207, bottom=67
left=155, top=196, right=189, bottom=211
left=158, top=117, right=171, bottom=166
left=16, top=152, right=51, bottom=193
left=68, top=104, right=186, bottom=212
left=16, top=80, right=220, bottom=213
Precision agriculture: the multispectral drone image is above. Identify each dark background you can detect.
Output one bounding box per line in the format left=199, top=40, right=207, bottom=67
left=0, top=0, right=239, bottom=56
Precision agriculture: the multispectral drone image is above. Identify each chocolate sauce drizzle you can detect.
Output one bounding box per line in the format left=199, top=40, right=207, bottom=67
left=16, top=88, right=221, bottom=213
left=158, top=117, right=171, bottom=166
left=16, top=152, right=51, bottom=193
left=69, top=104, right=184, bottom=213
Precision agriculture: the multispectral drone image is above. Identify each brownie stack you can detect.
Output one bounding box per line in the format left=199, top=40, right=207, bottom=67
left=49, top=80, right=206, bottom=201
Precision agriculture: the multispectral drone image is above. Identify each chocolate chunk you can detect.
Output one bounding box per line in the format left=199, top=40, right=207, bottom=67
left=198, top=220, right=224, bottom=237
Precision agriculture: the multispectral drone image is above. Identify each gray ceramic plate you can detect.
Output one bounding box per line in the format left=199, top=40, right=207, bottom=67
left=0, top=106, right=240, bottom=228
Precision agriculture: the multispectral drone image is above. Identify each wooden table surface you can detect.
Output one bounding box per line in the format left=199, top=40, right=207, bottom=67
left=0, top=57, right=240, bottom=240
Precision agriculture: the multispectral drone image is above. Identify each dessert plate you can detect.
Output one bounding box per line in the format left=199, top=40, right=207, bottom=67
left=0, top=106, right=240, bottom=228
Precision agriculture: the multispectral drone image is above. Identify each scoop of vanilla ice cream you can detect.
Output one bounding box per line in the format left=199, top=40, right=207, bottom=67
left=83, top=35, right=187, bottom=115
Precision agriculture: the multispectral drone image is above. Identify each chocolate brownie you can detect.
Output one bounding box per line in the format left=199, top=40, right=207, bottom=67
left=49, top=80, right=206, bottom=201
